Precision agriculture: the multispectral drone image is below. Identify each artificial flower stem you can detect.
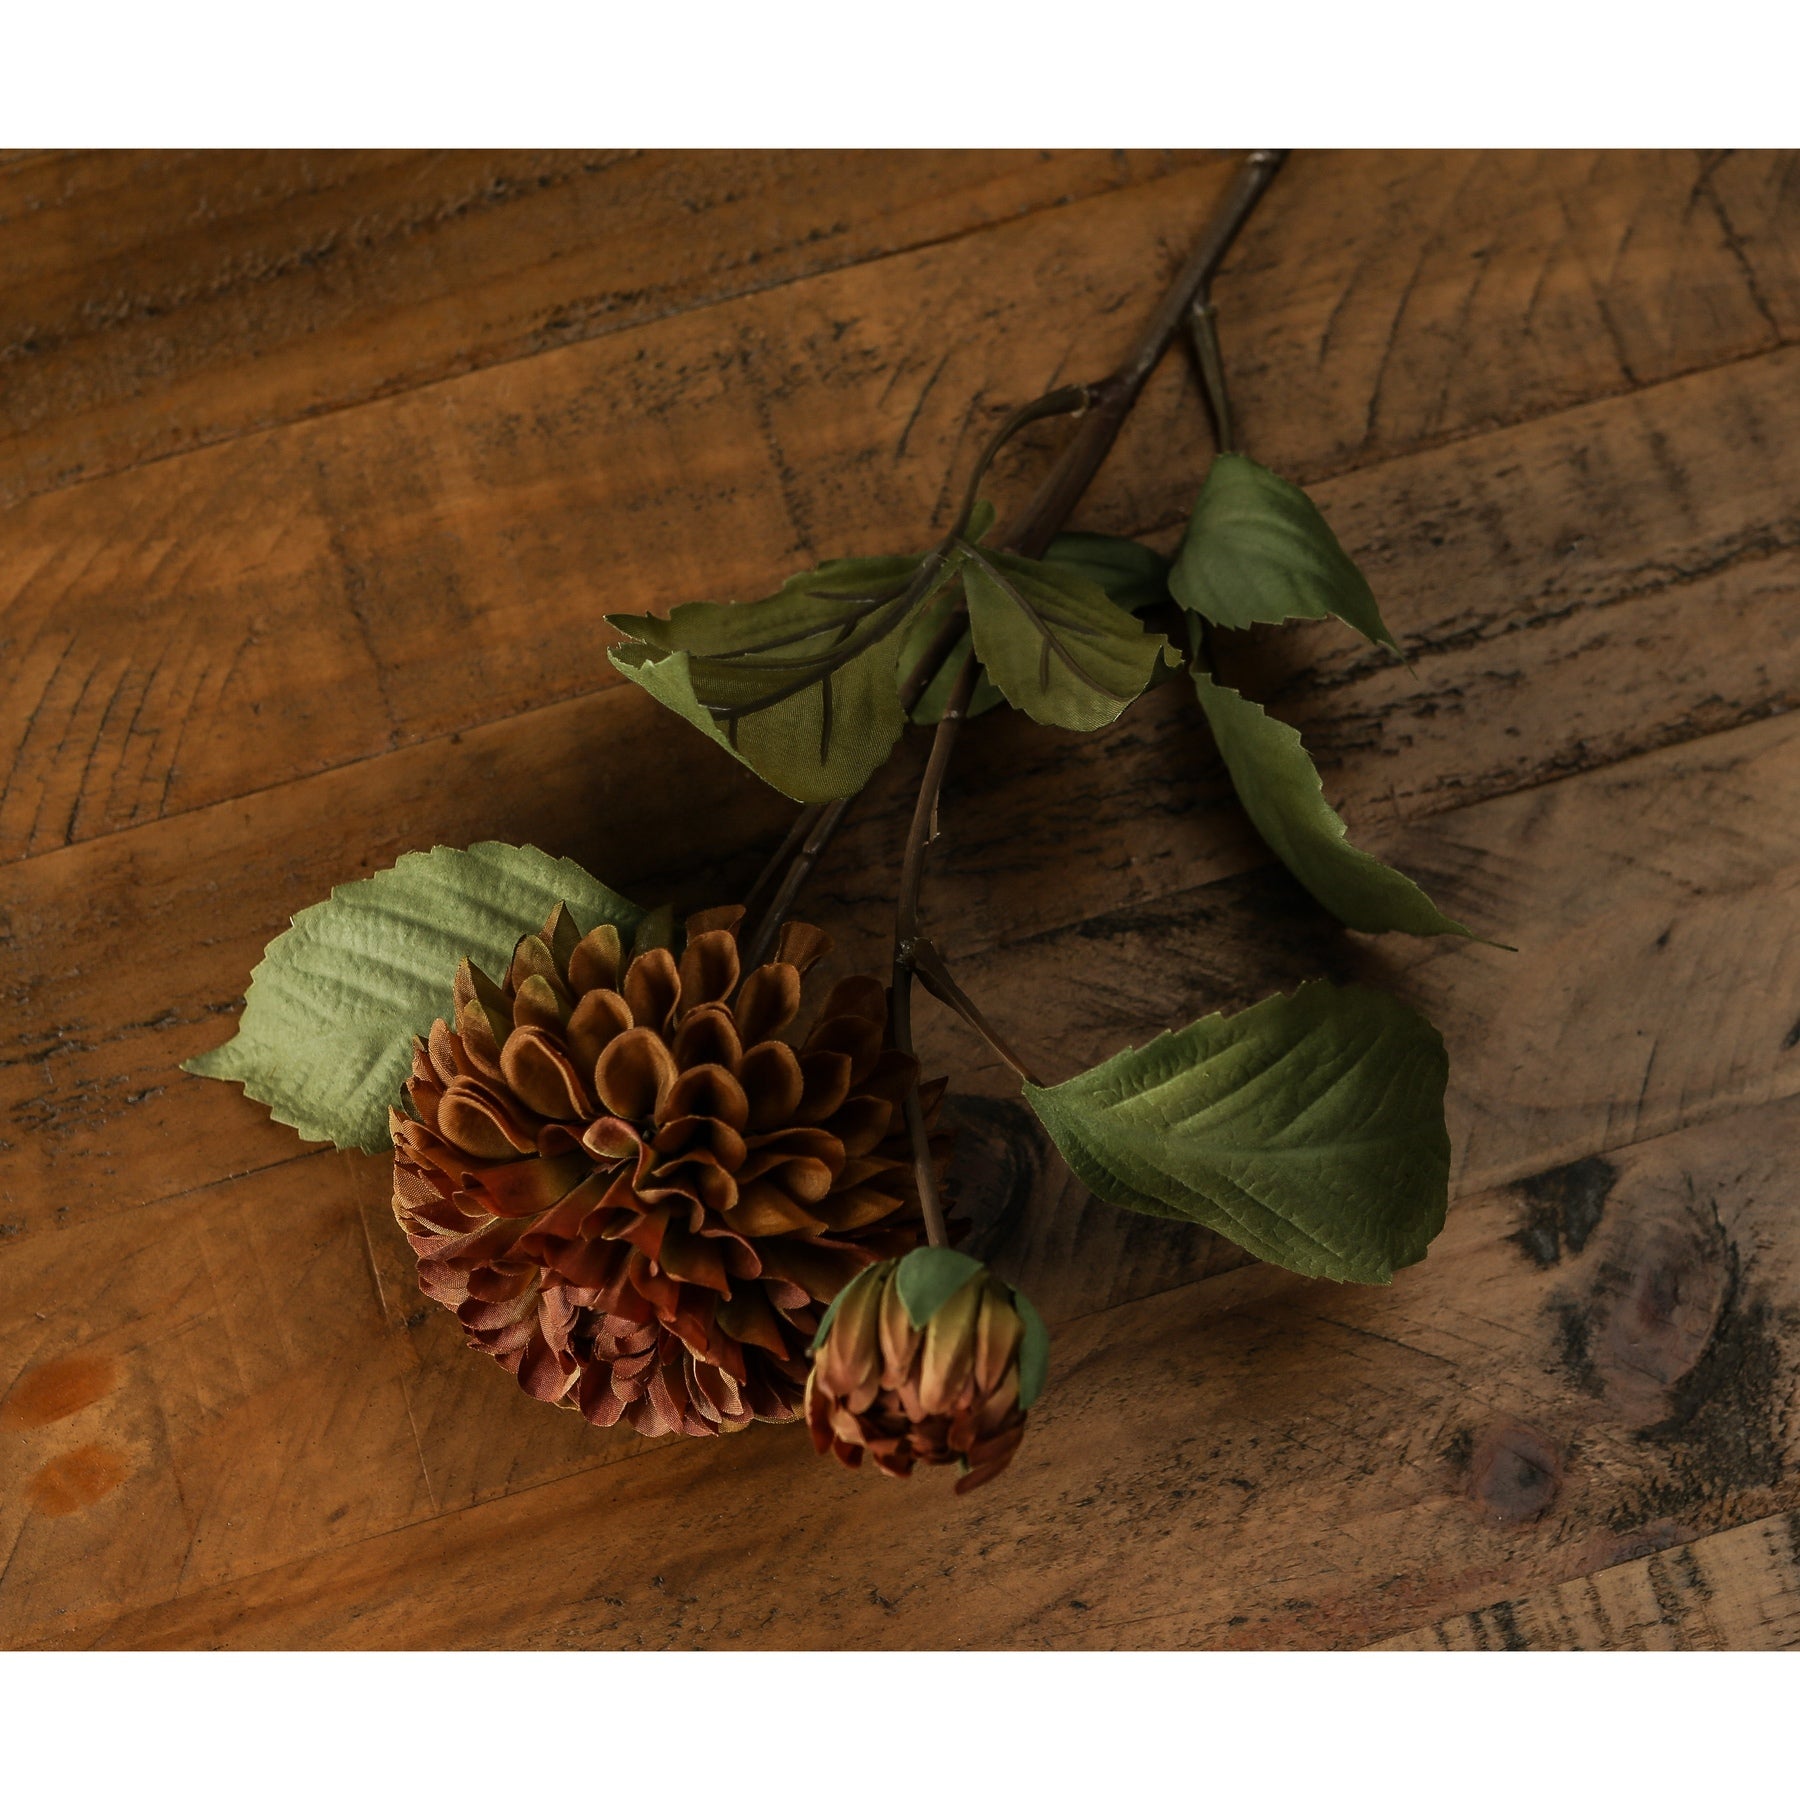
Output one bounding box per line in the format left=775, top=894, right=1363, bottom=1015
left=902, top=935, right=1045, bottom=1088
left=892, top=650, right=983, bottom=1249
left=745, top=152, right=1287, bottom=981
left=1003, top=148, right=1285, bottom=557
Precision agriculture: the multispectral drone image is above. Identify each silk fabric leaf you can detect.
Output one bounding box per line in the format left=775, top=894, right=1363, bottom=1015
left=1171, top=453, right=1400, bottom=652
left=907, top=531, right=1174, bottom=724
left=1194, top=672, right=1471, bottom=938
left=607, top=554, right=943, bottom=802
left=902, top=581, right=1003, bottom=725
left=184, top=843, right=643, bottom=1153
left=1042, top=531, right=1171, bottom=614
left=1025, top=980, right=1450, bottom=1285
left=963, top=548, right=1171, bottom=732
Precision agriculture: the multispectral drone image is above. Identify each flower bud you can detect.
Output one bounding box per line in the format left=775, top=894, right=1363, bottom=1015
left=805, top=1247, right=1048, bottom=1495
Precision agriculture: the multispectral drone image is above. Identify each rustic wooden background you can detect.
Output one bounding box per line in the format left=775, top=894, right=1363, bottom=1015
left=3, top=148, right=1798, bottom=1651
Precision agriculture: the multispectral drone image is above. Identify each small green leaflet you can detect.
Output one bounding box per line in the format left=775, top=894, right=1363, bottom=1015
left=1025, top=980, right=1450, bottom=1285
left=902, top=581, right=1003, bottom=725
left=963, top=546, right=1172, bottom=733
left=1042, top=532, right=1171, bottom=615
left=894, top=1246, right=984, bottom=1327
left=183, top=843, right=642, bottom=1153
left=905, top=531, right=1170, bottom=725
left=607, top=554, right=952, bottom=803
left=1194, top=672, right=1470, bottom=939
left=1170, top=453, right=1400, bottom=652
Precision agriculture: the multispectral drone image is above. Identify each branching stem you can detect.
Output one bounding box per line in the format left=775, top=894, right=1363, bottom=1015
left=901, top=936, right=1044, bottom=1087
left=953, top=385, right=1096, bottom=539
left=741, top=150, right=1288, bottom=1032
left=1002, top=149, right=1285, bottom=557
left=1186, top=297, right=1235, bottom=454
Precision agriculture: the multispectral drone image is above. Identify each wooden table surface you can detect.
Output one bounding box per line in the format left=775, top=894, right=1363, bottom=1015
left=3, top=148, right=1799, bottom=1651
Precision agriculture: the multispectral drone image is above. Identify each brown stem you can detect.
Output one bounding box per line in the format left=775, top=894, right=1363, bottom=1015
left=1002, top=149, right=1285, bottom=557
left=743, top=151, right=1287, bottom=986
left=953, top=384, right=1096, bottom=538
left=742, top=803, right=820, bottom=919
left=891, top=650, right=981, bottom=1249
left=903, top=935, right=1044, bottom=1087
left=739, top=796, right=853, bottom=973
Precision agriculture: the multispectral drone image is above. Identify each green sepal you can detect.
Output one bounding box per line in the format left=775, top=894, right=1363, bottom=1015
left=810, top=1260, right=886, bottom=1353
left=1170, top=453, right=1401, bottom=653
left=631, top=902, right=676, bottom=957
left=894, top=1246, right=985, bottom=1328
left=1025, top=980, right=1451, bottom=1285
left=1012, top=1287, right=1050, bottom=1409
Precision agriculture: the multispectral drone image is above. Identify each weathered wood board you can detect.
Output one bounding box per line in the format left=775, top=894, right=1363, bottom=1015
left=2, top=149, right=1797, bottom=1649
left=23, top=1090, right=1800, bottom=1649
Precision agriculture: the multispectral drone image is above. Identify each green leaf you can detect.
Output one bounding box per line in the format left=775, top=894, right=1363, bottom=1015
left=1012, top=1287, right=1050, bottom=1409
left=1193, top=671, right=1470, bottom=938
left=963, top=547, right=1171, bottom=732
left=908, top=533, right=1177, bottom=725
left=1043, top=532, right=1171, bottom=615
left=1170, top=453, right=1400, bottom=652
left=183, top=843, right=642, bottom=1153
left=894, top=1246, right=984, bottom=1327
left=1024, top=980, right=1450, bottom=1285
left=607, top=554, right=949, bottom=803
left=901, top=582, right=1003, bottom=725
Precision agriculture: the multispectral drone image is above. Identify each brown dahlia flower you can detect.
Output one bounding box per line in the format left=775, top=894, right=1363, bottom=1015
left=389, top=902, right=946, bottom=1438
left=806, top=1248, right=1048, bottom=1494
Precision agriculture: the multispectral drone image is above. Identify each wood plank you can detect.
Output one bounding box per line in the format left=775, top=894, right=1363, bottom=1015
left=933, top=703, right=1800, bottom=1322
left=0, top=149, right=1212, bottom=508
left=4, top=694, right=1796, bottom=1645
left=7, top=152, right=1798, bottom=1650
left=4, top=347, right=1794, bottom=1242
left=0, top=1152, right=432, bottom=1641
left=0, top=1151, right=666, bottom=1644
left=3, top=152, right=1793, bottom=863
left=837, top=338, right=1800, bottom=968
left=1376, top=1510, right=1800, bottom=1649
left=28, top=1086, right=1800, bottom=1649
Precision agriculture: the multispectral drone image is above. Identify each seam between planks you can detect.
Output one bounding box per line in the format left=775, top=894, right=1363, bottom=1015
left=1363, top=1505, right=1800, bottom=1651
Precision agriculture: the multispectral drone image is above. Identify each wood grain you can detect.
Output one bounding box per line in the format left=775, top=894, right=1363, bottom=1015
left=5, top=344, right=1794, bottom=1242
left=0, top=1149, right=669, bottom=1644
left=2, top=151, right=1793, bottom=863
left=1377, top=1510, right=1800, bottom=1650
left=4, top=700, right=1796, bottom=1644
left=0, top=149, right=1214, bottom=508
left=26, top=1087, right=1800, bottom=1650
left=4, top=150, right=1798, bottom=1651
